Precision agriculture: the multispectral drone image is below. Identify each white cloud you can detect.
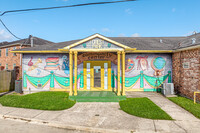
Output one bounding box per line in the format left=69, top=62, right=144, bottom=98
left=118, top=33, right=126, bottom=37
left=102, top=28, right=111, bottom=33
left=172, top=8, right=176, bottom=12
left=0, top=29, right=13, bottom=41
left=131, top=33, right=140, bottom=37
left=125, top=8, right=133, bottom=15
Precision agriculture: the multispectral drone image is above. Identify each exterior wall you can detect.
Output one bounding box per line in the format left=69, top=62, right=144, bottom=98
left=22, top=53, right=70, bottom=92
left=124, top=53, right=172, bottom=91
left=22, top=53, right=173, bottom=92
left=0, top=45, right=26, bottom=79
left=172, top=48, right=200, bottom=99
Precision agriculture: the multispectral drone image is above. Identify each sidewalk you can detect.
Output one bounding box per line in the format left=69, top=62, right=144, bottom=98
left=0, top=92, right=200, bottom=133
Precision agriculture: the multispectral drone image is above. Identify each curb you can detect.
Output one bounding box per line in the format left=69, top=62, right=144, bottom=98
left=0, top=114, right=130, bottom=133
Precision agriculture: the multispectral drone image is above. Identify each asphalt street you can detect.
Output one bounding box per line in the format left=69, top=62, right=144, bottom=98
left=0, top=118, right=84, bottom=133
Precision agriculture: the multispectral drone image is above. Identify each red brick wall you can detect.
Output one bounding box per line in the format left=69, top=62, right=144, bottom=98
left=0, top=45, right=27, bottom=79
left=172, top=48, right=200, bottom=99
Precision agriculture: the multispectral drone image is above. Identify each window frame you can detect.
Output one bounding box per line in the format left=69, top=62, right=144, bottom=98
left=5, top=48, right=8, bottom=57
left=13, top=47, right=17, bottom=56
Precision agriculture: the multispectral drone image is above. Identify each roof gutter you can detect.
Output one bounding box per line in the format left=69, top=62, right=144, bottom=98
left=10, top=50, right=64, bottom=53
left=0, top=43, right=23, bottom=49
left=173, top=44, right=200, bottom=52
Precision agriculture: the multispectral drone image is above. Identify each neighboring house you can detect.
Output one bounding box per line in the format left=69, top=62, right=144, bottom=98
left=0, top=35, right=53, bottom=79
left=11, top=33, right=200, bottom=101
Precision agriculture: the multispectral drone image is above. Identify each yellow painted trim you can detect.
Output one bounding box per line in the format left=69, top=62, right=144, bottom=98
left=58, top=49, right=69, bottom=52
left=194, top=91, right=200, bottom=104
left=70, top=49, right=123, bottom=52
left=50, top=88, right=69, bottom=91
left=63, top=33, right=130, bottom=49
left=117, top=51, right=121, bottom=96
left=69, top=51, right=73, bottom=96
left=125, top=89, right=144, bottom=91
left=122, top=51, right=126, bottom=96
left=10, top=51, right=64, bottom=53
left=74, top=51, right=78, bottom=96
left=77, top=90, right=113, bottom=91
left=83, top=61, right=111, bottom=91
left=126, top=50, right=173, bottom=53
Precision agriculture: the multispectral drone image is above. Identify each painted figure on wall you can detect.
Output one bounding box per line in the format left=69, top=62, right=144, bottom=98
left=136, top=56, right=149, bottom=71
left=44, top=57, right=60, bottom=70
left=28, top=57, right=33, bottom=66
left=151, top=56, right=166, bottom=76
left=28, top=58, right=42, bottom=71
left=125, top=58, right=134, bottom=72
left=62, top=55, right=69, bottom=75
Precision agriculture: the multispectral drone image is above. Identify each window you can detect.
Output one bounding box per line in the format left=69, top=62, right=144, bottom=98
left=13, top=47, right=17, bottom=56
left=13, top=63, right=16, bottom=69
left=5, top=48, right=8, bottom=56
left=0, top=49, right=1, bottom=57
left=183, top=62, right=190, bottom=69
left=6, top=64, right=8, bottom=70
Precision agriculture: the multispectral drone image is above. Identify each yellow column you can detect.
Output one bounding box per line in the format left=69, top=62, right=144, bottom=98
left=69, top=51, right=73, bottom=96
left=74, top=51, right=78, bottom=96
left=122, top=51, right=126, bottom=96
left=117, top=51, right=121, bottom=96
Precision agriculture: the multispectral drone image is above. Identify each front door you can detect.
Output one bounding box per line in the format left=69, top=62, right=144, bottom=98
left=84, top=61, right=111, bottom=91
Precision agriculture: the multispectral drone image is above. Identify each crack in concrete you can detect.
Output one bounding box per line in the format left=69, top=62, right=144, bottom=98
left=173, top=121, right=187, bottom=133
left=32, top=111, right=45, bottom=118
left=153, top=120, right=157, bottom=132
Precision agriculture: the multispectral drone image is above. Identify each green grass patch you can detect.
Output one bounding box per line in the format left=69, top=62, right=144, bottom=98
left=119, top=98, right=172, bottom=120
left=0, top=91, right=76, bottom=110
left=168, top=96, right=200, bottom=119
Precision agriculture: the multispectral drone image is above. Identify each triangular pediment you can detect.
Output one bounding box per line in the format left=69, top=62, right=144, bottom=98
left=63, top=33, right=130, bottom=50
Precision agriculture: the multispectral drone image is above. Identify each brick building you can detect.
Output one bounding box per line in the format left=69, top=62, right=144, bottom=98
left=172, top=33, right=200, bottom=99
left=11, top=33, right=200, bottom=100
left=0, top=35, right=53, bottom=79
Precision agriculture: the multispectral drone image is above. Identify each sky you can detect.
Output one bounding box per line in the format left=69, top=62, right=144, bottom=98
left=0, top=0, right=199, bottom=43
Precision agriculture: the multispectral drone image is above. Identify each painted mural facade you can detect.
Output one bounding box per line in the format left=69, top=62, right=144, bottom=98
left=22, top=53, right=172, bottom=92
left=23, top=54, right=71, bottom=92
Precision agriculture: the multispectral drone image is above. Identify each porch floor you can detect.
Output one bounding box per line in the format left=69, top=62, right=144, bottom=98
left=69, top=91, right=126, bottom=102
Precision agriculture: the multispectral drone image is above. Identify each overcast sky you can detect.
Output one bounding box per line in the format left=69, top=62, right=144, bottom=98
left=0, top=0, right=199, bottom=42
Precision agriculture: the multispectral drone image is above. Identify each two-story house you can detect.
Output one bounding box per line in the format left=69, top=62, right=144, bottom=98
left=0, top=35, right=53, bottom=79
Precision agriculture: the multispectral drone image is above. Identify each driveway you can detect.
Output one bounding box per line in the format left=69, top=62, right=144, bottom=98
left=0, top=92, right=200, bottom=133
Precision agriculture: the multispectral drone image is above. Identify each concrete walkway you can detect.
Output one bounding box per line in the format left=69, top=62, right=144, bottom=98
left=0, top=92, right=200, bottom=133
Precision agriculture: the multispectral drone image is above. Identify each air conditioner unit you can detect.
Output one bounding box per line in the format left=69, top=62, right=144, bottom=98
left=161, top=83, right=174, bottom=96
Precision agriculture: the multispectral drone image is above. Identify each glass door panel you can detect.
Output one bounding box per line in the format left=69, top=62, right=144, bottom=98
left=93, top=66, right=101, bottom=88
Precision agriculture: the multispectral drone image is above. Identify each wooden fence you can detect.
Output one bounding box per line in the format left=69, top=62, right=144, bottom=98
left=0, top=70, right=16, bottom=93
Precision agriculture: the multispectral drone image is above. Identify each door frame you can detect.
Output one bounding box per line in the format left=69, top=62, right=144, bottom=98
left=83, top=61, right=111, bottom=91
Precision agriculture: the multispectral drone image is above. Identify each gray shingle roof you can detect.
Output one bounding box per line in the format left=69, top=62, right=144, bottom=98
left=0, top=36, right=53, bottom=48
left=12, top=33, right=200, bottom=52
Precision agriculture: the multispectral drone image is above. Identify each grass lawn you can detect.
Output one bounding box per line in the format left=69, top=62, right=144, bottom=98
left=0, top=91, right=76, bottom=110
left=119, top=98, right=172, bottom=120
left=168, top=96, right=200, bottom=119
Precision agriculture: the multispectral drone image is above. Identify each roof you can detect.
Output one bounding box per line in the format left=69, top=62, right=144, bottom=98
left=0, top=35, right=53, bottom=48
left=12, top=33, right=200, bottom=52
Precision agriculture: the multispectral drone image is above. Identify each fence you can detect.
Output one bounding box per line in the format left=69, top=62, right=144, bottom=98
left=0, top=70, right=16, bottom=93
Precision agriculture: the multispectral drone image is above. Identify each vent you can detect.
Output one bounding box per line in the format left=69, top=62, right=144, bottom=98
left=192, top=38, right=196, bottom=44
left=183, top=62, right=190, bottom=69
left=37, top=84, right=42, bottom=89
